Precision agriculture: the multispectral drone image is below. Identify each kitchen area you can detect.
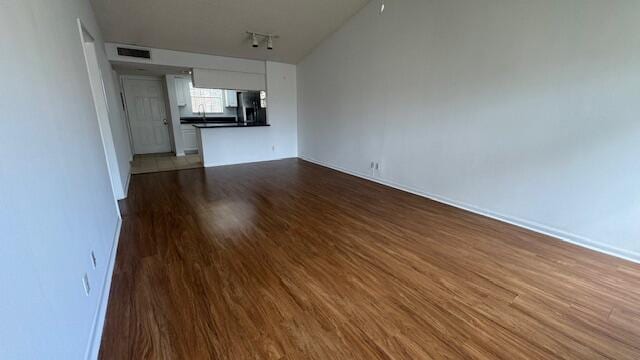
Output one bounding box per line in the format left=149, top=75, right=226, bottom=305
left=108, top=45, right=297, bottom=176
left=122, top=70, right=272, bottom=174
left=175, top=77, right=269, bottom=154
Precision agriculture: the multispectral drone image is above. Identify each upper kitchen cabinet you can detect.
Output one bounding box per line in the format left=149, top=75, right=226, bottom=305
left=176, top=77, right=189, bottom=107
left=225, top=90, right=237, bottom=107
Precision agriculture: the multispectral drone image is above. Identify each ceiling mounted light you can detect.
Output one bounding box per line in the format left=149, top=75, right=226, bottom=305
left=246, top=31, right=279, bottom=50
left=267, top=36, right=274, bottom=50
left=379, top=0, right=385, bottom=14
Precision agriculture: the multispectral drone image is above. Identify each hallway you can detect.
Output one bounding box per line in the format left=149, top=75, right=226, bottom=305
left=130, top=153, right=202, bottom=174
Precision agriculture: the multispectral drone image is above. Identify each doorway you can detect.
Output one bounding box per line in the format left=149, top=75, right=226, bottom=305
left=78, top=20, right=125, bottom=200
left=122, top=77, right=172, bottom=154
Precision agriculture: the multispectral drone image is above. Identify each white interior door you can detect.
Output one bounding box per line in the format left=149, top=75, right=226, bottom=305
left=123, top=77, right=172, bottom=154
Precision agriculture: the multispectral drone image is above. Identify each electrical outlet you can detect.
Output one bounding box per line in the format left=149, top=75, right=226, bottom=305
left=82, top=273, right=91, bottom=296
left=375, top=162, right=379, bottom=170
left=370, top=161, right=375, bottom=169
left=90, top=250, right=97, bottom=269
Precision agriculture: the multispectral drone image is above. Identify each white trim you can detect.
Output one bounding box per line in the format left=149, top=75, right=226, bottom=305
left=120, top=74, right=163, bottom=81
left=85, top=218, right=122, bottom=360
left=300, top=156, right=640, bottom=265
left=78, top=19, right=125, bottom=202
left=122, top=169, right=132, bottom=199
left=117, top=75, right=136, bottom=159
left=164, top=75, right=186, bottom=156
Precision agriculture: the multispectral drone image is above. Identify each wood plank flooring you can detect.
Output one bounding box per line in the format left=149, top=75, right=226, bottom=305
left=100, top=158, right=640, bottom=359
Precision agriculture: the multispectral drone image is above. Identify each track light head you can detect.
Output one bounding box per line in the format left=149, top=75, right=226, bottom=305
left=267, top=36, right=274, bottom=50
left=251, top=33, right=259, bottom=48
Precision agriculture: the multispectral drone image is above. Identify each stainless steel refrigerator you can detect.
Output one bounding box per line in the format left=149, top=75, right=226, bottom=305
left=236, top=91, right=267, bottom=124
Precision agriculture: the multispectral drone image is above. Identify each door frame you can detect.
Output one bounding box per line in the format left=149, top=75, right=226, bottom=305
left=120, top=75, right=174, bottom=155
left=77, top=19, right=125, bottom=201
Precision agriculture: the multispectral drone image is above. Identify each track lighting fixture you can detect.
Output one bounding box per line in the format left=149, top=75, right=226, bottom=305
left=379, top=0, right=385, bottom=14
left=246, top=31, right=279, bottom=50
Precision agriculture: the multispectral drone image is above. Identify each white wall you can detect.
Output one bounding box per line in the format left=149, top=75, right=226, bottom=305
left=0, top=0, right=122, bottom=358
left=267, top=62, right=298, bottom=160
left=298, top=0, right=640, bottom=262
left=105, top=42, right=266, bottom=74
left=198, top=126, right=284, bottom=167
left=192, top=68, right=266, bottom=91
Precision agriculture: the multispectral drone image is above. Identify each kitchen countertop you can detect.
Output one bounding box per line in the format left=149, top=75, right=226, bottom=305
left=193, top=123, right=271, bottom=129
left=180, top=116, right=237, bottom=124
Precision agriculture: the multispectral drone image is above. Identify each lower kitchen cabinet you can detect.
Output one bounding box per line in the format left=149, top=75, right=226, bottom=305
left=181, top=124, right=198, bottom=151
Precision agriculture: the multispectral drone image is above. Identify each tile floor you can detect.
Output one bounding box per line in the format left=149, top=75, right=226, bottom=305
left=130, top=153, right=203, bottom=174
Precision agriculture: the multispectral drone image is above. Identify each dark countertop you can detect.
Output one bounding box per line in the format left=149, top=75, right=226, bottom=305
left=180, top=116, right=237, bottom=124
left=193, top=123, right=271, bottom=129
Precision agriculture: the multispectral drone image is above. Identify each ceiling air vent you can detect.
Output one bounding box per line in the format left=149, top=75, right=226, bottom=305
left=116, top=47, right=151, bottom=59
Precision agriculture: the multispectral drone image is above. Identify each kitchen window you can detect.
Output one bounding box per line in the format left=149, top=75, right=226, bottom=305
left=260, top=91, right=267, bottom=108
left=190, top=83, right=224, bottom=114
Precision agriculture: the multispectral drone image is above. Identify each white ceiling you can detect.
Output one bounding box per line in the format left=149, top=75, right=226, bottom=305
left=90, top=0, right=370, bottom=64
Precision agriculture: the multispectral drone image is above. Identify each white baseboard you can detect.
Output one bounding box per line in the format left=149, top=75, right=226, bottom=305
left=300, top=156, right=640, bottom=265
left=85, top=218, right=122, bottom=360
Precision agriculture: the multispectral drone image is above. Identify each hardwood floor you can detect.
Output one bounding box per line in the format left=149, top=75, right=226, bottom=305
left=100, top=158, right=640, bottom=359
